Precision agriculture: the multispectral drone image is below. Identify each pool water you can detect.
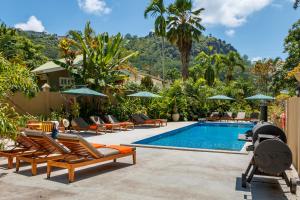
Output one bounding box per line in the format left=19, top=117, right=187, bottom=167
left=134, top=123, right=253, bottom=151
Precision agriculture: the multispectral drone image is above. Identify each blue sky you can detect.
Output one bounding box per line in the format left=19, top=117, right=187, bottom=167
left=0, top=0, right=299, bottom=61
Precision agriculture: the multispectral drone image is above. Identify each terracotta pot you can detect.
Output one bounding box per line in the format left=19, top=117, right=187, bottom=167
left=172, top=113, right=180, bottom=122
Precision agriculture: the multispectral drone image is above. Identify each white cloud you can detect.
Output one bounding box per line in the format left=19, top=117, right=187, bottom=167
left=78, top=0, right=111, bottom=15
left=14, top=16, right=45, bottom=32
left=225, top=29, right=235, bottom=37
left=193, top=0, right=272, bottom=27
left=251, top=56, right=263, bottom=63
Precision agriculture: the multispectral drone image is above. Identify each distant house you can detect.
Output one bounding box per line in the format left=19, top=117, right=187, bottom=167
left=32, top=56, right=164, bottom=90
left=32, top=55, right=82, bottom=91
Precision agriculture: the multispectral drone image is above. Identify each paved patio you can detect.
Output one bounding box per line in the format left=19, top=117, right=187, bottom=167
left=0, top=122, right=299, bottom=200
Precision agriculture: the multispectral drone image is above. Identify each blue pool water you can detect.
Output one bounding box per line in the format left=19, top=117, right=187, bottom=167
left=134, top=123, right=253, bottom=151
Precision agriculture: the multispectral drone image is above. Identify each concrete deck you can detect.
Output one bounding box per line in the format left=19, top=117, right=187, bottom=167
left=0, top=122, right=299, bottom=200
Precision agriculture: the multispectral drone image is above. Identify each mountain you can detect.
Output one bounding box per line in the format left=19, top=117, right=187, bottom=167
left=18, top=30, right=240, bottom=78
left=18, top=31, right=60, bottom=60
left=123, top=33, right=238, bottom=77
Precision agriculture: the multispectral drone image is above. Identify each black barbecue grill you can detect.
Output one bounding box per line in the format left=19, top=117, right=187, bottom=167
left=239, top=123, right=298, bottom=194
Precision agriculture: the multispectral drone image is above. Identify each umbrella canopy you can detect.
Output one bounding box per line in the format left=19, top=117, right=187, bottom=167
left=127, top=91, right=161, bottom=98
left=245, top=94, right=275, bottom=100
left=61, top=87, right=107, bottom=97
left=208, top=95, right=235, bottom=100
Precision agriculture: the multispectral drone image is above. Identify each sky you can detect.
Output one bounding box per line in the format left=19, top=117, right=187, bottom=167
left=0, top=0, right=299, bottom=61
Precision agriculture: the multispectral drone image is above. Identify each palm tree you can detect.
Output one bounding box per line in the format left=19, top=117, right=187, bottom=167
left=220, top=51, right=245, bottom=82
left=166, top=0, right=205, bottom=80
left=144, top=0, right=167, bottom=86
left=294, top=0, right=300, bottom=9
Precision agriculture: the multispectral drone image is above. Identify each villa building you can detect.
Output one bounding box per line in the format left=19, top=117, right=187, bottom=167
left=32, top=56, right=165, bottom=91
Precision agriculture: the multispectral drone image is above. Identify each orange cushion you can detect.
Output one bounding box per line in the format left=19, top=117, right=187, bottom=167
left=91, top=143, right=105, bottom=148
left=89, top=125, right=98, bottom=130
left=107, top=145, right=133, bottom=154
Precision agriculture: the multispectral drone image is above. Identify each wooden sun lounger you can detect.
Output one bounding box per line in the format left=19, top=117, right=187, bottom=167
left=90, top=116, right=121, bottom=132
left=47, top=134, right=136, bottom=183
left=206, top=112, right=220, bottom=121
left=0, top=132, right=39, bottom=169
left=104, top=115, right=135, bottom=130
left=139, top=114, right=167, bottom=127
left=15, top=130, right=69, bottom=175
left=131, top=114, right=161, bottom=127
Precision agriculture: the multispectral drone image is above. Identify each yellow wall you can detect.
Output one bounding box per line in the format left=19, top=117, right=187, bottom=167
left=7, top=91, right=66, bottom=116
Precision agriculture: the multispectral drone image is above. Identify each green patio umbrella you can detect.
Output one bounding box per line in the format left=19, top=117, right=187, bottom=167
left=208, top=95, right=235, bottom=100
left=207, top=95, right=234, bottom=115
left=61, top=87, right=107, bottom=131
left=245, top=93, right=275, bottom=122
left=245, top=94, right=275, bottom=101
left=62, top=87, right=107, bottom=97
left=127, top=91, right=161, bottom=98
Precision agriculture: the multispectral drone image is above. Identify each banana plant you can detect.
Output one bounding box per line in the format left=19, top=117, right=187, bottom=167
left=56, top=22, right=138, bottom=92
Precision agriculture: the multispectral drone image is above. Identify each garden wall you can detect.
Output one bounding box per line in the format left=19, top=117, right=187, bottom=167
left=286, top=97, right=300, bottom=176
left=6, top=90, right=66, bottom=116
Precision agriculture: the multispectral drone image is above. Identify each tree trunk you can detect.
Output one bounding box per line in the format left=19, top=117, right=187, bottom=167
left=180, top=50, right=189, bottom=80
left=161, top=37, right=165, bottom=87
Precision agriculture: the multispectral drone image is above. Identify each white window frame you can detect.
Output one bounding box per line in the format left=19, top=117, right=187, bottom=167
left=59, top=77, right=75, bottom=87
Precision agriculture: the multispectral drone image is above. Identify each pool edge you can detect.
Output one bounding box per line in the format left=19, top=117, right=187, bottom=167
left=122, top=143, right=249, bottom=155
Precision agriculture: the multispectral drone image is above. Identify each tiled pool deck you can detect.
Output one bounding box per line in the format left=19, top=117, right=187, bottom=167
left=0, top=122, right=299, bottom=200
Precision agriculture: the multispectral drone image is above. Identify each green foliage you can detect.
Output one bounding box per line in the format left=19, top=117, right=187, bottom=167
left=204, top=65, right=215, bottom=86
left=141, top=76, right=154, bottom=90
left=19, top=31, right=60, bottom=59
left=57, top=22, right=139, bottom=93
left=0, top=54, right=38, bottom=143
left=284, top=19, right=300, bottom=70
left=0, top=23, right=47, bottom=69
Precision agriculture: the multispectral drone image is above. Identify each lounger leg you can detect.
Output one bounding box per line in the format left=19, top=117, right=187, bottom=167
left=133, top=152, right=136, bottom=164
left=68, top=167, right=75, bottom=183
left=47, top=164, right=52, bottom=179
left=7, top=156, right=13, bottom=169
left=31, top=161, right=37, bottom=176
left=15, top=158, right=20, bottom=172
left=113, top=159, right=117, bottom=162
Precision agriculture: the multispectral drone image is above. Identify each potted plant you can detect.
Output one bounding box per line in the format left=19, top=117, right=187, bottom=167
left=172, top=98, right=180, bottom=122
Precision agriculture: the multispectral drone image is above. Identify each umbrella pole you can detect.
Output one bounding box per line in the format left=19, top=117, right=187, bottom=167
left=260, top=101, right=268, bottom=122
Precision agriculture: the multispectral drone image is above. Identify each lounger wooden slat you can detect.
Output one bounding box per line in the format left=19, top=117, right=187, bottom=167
left=0, top=133, right=40, bottom=169
left=47, top=134, right=136, bottom=183
left=15, top=130, right=69, bottom=175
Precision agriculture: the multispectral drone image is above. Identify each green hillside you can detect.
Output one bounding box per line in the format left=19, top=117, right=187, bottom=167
left=124, top=33, right=238, bottom=77
left=17, top=30, right=243, bottom=78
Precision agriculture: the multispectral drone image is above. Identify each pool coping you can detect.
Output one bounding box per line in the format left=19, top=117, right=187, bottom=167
left=122, top=143, right=250, bottom=155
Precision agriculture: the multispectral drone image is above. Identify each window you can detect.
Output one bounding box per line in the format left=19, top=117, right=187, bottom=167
left=59, top=77, right=74, bottom=87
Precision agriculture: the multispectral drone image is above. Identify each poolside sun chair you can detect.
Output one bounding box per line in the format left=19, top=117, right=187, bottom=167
left=71, top=117, right=106, bottom=134
left=220, top=112, right=233, bottom=121
left=90, top=116, right=121, bottom=132
left=0, top=132, right=39, bottom=169
left=131, top=114, right=160, bottom=127
left=248, top=112, right=260, bottom=123
left=206, top=112, right=220, bottom=121
left=104, top=115, right=134, bottom=130
left=15, top=130, right=70, bottom=175
left=139, top=114, right=167, bottom=127
left=234, top=112, right=246, bottom=121
left=47, top=134, right=136, bottom=183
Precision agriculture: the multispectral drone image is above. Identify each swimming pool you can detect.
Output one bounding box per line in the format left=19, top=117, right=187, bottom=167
left=133, top=123, right=253, bottom=151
